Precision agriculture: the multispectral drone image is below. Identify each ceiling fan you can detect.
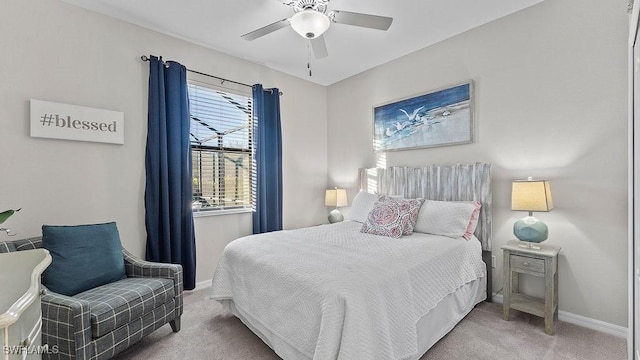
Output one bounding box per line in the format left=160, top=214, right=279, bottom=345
left=242, top=0, right=393, bottom=59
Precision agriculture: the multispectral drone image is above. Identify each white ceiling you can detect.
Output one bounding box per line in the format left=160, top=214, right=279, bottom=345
left=60, top=0, right=543, bottom=86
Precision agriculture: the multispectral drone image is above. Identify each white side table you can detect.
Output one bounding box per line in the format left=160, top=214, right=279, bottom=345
left=0, top=249, right=51, bottom=360
left=502, top=240, right=560, bottom=335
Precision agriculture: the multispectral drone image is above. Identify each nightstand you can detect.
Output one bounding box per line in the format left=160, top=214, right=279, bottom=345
left=502, top=240, right=560, bottom=335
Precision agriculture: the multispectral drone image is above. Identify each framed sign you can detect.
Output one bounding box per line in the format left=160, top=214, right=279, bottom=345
left=30, top=99, right=124, bottom=144
left=372, top=81, right=473, bottom=151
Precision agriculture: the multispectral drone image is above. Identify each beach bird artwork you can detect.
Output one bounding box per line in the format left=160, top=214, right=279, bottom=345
left=373, top=82, right=473, bottom=151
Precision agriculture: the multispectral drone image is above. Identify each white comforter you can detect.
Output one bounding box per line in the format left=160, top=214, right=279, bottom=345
left=210, top=221, right=485, bottom=360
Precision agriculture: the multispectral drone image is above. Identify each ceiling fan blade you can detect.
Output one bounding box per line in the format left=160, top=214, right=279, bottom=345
left=241, top=18, right=290, bottom=41
left=311, top=35, right=328, bottom=59
left=330, top=10, right=393, bottom=31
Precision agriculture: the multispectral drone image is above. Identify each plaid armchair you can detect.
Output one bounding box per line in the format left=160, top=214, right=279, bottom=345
left=0, top=237, right=183, bottom=360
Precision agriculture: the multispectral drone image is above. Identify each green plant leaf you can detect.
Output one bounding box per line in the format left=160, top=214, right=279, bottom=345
left=0, top=208, right=20, bottom=225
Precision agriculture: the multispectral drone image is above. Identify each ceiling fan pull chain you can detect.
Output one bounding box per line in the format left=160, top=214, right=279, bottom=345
left=307, top=42, right=312, bottom=77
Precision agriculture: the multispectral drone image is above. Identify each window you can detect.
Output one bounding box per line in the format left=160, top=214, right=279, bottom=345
left=188, top=81, right=253, bottom=214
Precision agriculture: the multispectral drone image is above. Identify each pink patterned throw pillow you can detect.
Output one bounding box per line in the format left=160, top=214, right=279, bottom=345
left=360, top=197, right=424, bottom=238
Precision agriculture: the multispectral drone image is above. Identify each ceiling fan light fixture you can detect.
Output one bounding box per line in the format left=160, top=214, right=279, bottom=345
left=290, top=9, right=330, bottom=39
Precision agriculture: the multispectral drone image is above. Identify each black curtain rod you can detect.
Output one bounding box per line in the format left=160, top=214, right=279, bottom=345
left=140, top=55, right=282, bottom=95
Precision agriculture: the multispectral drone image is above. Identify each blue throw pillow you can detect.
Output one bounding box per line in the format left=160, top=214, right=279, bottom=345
left=42, top=222, right=126, bottom=296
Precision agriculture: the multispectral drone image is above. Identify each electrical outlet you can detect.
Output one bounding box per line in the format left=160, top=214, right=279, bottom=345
left=491, top=255, right=497, bottom=268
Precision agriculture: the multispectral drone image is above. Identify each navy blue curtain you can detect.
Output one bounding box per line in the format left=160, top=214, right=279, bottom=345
left=145, top=56, right=196, bottom=290
left=252, top=84, right=283, bottom=234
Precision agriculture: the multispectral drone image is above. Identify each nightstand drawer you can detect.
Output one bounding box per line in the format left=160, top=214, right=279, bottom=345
left=510, top=254, right=544, bottom=274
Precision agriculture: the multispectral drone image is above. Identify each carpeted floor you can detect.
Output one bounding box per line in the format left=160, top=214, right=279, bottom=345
left=114, top=289, right=626, bottom=360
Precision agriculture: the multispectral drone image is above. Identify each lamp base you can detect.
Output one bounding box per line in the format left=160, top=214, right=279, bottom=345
left=514, top=215, right=548, bottom=246
left=328, top=209, right=344, bottom=223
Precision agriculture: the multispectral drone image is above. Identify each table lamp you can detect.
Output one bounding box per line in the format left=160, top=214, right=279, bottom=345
left=325, top=187, right=348, bottom=223
left=511, top=177, right=553, bottom=249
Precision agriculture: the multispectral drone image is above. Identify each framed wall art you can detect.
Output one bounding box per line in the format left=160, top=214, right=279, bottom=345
left=372, top=81, right=473, bottom=151
left=30, top=99, right=124, bottom=144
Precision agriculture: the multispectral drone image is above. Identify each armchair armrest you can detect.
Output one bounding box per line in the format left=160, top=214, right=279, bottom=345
left=122, top=249, right=184, bottom=317
left=41, top=290, right=93, bottom=360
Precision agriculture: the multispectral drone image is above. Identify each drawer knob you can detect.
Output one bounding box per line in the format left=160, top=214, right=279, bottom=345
left=523, top=262, right=530, bottom=266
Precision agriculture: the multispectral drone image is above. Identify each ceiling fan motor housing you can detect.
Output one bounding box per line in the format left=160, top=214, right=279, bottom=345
left=292, top=0, right=328, bottom=14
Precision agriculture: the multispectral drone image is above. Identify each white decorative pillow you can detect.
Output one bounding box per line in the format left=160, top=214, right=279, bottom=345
left=349, top=190, right=379, bottom=223
left=360, top=197, right=424, bottom=238
left=413, top=200, right=479, bottom=239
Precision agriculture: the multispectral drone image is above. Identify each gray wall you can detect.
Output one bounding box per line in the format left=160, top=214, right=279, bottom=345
left=0, top=0, right=328, bottom=284
left=327, top=0, right=629, bottom=326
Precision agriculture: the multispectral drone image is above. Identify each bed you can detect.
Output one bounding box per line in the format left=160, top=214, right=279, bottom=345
left=211, top=163, right=492, bottom=360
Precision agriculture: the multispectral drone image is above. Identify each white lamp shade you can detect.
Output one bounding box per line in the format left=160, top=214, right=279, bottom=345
left=325, top=188, right=348, bottom=207
left=290, top=9, right=331, bottom=39
left=511, top=179, right=553, bottom=212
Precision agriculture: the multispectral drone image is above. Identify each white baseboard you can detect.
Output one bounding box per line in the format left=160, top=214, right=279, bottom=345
left=190, top=279, right=212, bottom=292
left=492, top=294, right=628, bottom=338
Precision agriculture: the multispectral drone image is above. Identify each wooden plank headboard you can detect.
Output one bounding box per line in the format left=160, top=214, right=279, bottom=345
left=358, top=162, right=492, bottom=251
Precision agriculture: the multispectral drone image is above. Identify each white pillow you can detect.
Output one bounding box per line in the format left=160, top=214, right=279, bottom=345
left=349, top=190, right=379, bottom=223
left=413, top=200, right=478, bottom=238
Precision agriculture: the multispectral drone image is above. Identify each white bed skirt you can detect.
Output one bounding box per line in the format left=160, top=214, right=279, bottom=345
left=220, top=275, right=486, bottom=360
left=414, top=276, right=486, bottom=355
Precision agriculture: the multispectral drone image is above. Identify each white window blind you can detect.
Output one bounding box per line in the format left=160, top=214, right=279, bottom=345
left=188, top=81, right=253, bottom=213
